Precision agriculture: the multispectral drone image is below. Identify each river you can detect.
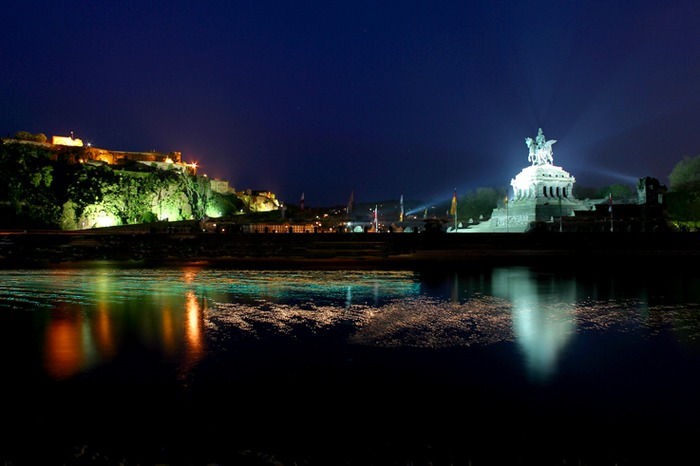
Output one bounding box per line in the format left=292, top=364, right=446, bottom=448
left=1, top=263, right=699, bottom=465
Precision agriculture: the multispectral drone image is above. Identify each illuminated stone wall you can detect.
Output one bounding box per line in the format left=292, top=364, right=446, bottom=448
left=239, top=190, right=280, bottom=212
left=210, top=179, right=231, bottom=194
left=52, top=135, right=83, bottom=146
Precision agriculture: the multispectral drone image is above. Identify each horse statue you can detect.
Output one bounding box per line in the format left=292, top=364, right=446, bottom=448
left=526, top=137, right=537, bottom=164
left=525, top=129, right=556, bottom=165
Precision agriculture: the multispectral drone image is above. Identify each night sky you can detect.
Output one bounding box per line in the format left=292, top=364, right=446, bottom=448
left=3, top=1, right=700, bottom=208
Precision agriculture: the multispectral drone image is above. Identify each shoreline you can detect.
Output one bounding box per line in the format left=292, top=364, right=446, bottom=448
left=1, top=230, right=698, bottom=268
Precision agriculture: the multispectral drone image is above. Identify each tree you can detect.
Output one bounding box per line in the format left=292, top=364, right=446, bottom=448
left=0, top=141, right=60, bottom=227
left=59, top=200, right=79, bottom=230
left=666, top=155, right=700, bottom=228
left=669, top=155, right=700, bottom=192
left=13, top=131, right=47, bottom=142
left=594, top=184, right=634, bottom=200
left=14, top=131, right=34, bottom=141
left=573, top=185, right=599, bottom=199
left=64, top=164, right=114, bottom=220
left=456, top=187, right=507, bottom=223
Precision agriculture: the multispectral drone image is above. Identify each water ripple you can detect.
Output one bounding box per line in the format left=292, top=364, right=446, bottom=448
left=207, top=295, right=700, bottom=349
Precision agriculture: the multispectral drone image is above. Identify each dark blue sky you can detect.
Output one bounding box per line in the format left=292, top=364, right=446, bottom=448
left=3, top=1, right=700, bottom=207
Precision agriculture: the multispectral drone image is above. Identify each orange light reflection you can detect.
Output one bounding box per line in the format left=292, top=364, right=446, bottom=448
left=44, top=304, right=85, bottom=380
left=181, top=291, right=205, bottom=377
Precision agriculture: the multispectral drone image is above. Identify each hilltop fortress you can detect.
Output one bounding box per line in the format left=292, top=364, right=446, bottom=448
left=4, top=131, right=281, bottom=214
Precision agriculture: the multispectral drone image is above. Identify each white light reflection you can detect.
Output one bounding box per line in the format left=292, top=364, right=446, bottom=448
left=491, top=267, right=576, bottom=382
left=212, top=295, right=515, bottom=349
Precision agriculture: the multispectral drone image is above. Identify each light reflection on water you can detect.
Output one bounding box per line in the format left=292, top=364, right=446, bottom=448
left=4, top=264, right=700, bottom=463
left=1, top=265, right=699, bottom=385
left=491, top=267, right=577, bottom=382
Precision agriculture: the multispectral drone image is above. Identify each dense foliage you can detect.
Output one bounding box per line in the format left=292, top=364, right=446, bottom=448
left=669, top=155, right=700, bottom=192
left=0, top=141, right=60, bottom=228
left=455, top=187, right=508, bottom=223
left=593, top=183, right=634, bottom=200
left=0, top=141, right=244, bottom=230
left=14, top=131, right=47, bottom=143
left=665, top=155, right=700, bottom=229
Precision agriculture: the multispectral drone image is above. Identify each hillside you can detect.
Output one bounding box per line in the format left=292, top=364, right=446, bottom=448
left=0, top=139, right=251, bottom=230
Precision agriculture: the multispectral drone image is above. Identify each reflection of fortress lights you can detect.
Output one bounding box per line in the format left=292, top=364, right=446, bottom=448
left=41, top=271, right=207, bottom=381
left=44, top=306, right=85, bottom=380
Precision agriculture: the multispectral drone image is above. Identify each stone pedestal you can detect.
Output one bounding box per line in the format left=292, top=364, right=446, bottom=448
left=451, top=129, right=592, bottom=233
left=489, top=164, right=585, bottom=232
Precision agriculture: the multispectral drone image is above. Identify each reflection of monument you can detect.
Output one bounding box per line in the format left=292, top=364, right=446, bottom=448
left=452, top=128, right=592, bottom=233
left=490, top=267, right=576, bottom=382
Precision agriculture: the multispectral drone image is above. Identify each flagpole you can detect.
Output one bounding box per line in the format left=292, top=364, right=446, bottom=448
left=505, top=194, right=509, bottom=233
left=559, top=194, right=562, bottom=232
left=609, top=192, right=613, bottom=232
left=450, top=189, right=457, bottom=232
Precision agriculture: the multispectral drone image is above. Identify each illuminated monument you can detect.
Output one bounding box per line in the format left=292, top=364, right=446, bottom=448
left=454, top=128, right=592, bottom=233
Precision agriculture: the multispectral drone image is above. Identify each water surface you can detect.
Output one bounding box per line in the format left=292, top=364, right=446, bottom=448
left=1, top=264, right=699, bottom=464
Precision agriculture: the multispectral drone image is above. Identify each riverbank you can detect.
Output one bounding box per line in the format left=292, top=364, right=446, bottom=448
left=1, top=230, right=698, bottom=268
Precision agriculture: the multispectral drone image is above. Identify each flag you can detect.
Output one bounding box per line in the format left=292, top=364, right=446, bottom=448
left=300, top=192, right=305, bottom=211
left=347, top=191, right=354, bottom=214
left=399, top=194, right=404, bottom=222
left=450, top=189, right=457, bottom=216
